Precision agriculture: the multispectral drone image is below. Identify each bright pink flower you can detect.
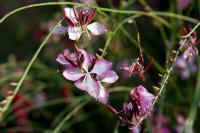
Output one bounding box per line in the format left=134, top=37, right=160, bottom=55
left=57, top=46, right=118, bottom=104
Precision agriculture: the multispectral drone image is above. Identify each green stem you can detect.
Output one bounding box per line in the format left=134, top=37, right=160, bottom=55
left=119, top=27, right=165, bottom=73
left=100, top=15, right=140, bottom=58
left=184, top=56, right=200, bottom=133
left=135, top=22, right=200, bottom=127
left=0, top=2, right=199, bottom=24
left=153, top=22, right=200, bottom=104
left=52, top=101, right=88, bottom=133
left=0, top=18, right=64, bottom=121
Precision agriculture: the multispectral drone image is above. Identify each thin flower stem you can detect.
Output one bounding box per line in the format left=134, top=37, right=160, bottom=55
left=154, top=22, right=200, bottom=104
left=0, top=18, right=64, bottom=121
left=99, top=15, right=141, bottom=58
left=184, top=56, right=200, bottom=133
left=113, top=122, right=119, bottom=133
left=119, top=27, right=165, bottom=73
left=135, top=22, right=200, bottom=127
left=0, top=2, right=199, bottom=24
left=132, top=21, right=143, bottom=55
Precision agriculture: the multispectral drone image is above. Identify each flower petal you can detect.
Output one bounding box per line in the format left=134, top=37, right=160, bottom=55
left=56, top=53, right=68, bottom=65
left=98, top=70, right=118, bottom=83
left=50, top=24, right=68, bottom=35
left=91, top=59, right=112, bottom=75
left=87, top=22, right=107, bottom=35
left=68, top=26, right=82, bottom=40
left=56, top=49, right=77, bottom=65
left=136, top=85, right=155, bottom=111
left=63, top=66, right=84, bottom=81
left=74, top=74, right=100, bottom=99
left=64, top=7, right=78, bottom=24
left=98, top=84, right=109, bottom=104
left=78, top=49, right=92, bottom=71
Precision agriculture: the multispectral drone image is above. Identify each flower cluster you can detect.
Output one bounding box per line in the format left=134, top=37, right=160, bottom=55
left=57, top=45, right=118, bottom=104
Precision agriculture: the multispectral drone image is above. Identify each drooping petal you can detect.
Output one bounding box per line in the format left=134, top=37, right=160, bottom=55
left=68, top=26, right=82, bottom=40
left=98, top=84, right=109, bottom=104
left=50, top=24, right=68, bottom=35
left=56, top=49, right=77, bottom=65
left=91, top=59, right=112, bottom=75
left=78, top=49, right=93, bottom=71
left=129, top=85, right=155, bottom=117
left=136, top=85, right=155, bottom=112
left=56, top=53, right=69, bottom=65
left=98, top=70, right=118, bottom=83
left=64, top=7, right=78, bottom=24
left=74, top=74, right=100, bottom=99
left=63, top=66, right=84, bottom=81
left=87, top=22, right=107, bottom=35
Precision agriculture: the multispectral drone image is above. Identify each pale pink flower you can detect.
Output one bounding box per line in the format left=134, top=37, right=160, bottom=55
left=175, top=56, right=197, bottom=79
left=56, top=46, right=118, bottom=104
left=152, top=115, right=170, bottom=133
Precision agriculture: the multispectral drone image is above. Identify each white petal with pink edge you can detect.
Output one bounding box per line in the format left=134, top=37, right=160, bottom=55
left=99, top=70, right=118, bottom=83
left=74, top=74, right=100, bottom=99
left=91, top=59, right=112, bottom=75
left=63, top=66, right=84, bottom=81
left=87, top=22, right=107, bottom=35
left=64, top=7, right=78, bottom=24
left=68, top=26, right=82, bottom=40
left=98, top=84, right=109, bottom=104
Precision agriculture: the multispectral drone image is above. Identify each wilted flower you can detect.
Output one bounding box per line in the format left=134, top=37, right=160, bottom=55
left=57, top=45, right=118, bottom=104
left=52, top=7, right=107, bottom=40
left=117, top=85, right=155, bottom=128
left=120, top=54, right=152, bottom=81
left=175, top=56, right=197, bottom=79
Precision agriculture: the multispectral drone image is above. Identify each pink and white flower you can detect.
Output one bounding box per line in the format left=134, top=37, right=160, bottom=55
left=56, top=46, right=118, bottom=104
left=52, top=7, right=107, bottom=40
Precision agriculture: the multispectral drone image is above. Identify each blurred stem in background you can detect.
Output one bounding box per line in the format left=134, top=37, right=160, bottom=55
left=0, top=2, right=199, bottom=24
left=0, top=18, right=64, bottom=122
left=184, top=56, right=200, bottom=133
